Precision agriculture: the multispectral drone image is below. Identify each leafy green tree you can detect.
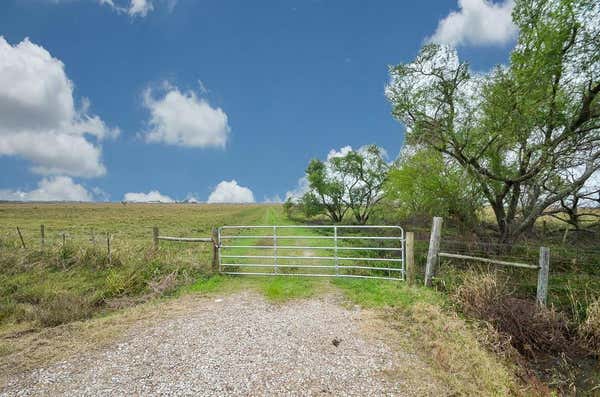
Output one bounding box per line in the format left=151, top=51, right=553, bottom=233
left=302, top=145, right=389, bottom=224
left=386, top=0, right=600, bottom=242
left=303, top=159, right=347, bottom=222
left=283, top=197, right=294, bottom=218
left=300, top=191, right=326, bottom=218
left=385, top=147, right=483, bottom=226
left=330, top=145, right=389, bottom=224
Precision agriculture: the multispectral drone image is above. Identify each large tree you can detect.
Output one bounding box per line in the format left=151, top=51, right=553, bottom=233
left=386, top=0, right=600, bottom=242
left=303, top=145, right=389, bottom=224
left=330, top=145, right=389, bottom=224
left=304, top=159, right=347, bottom=222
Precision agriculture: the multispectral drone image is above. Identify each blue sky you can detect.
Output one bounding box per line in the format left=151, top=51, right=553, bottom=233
left=0, top=0, right=516, bottom=202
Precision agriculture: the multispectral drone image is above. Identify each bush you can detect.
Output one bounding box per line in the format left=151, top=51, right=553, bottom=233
left=105, top=268, right=145, bottom=297
left=453, top=272, right=573, bottom=357
left=32, top=293, right=95, bottom=327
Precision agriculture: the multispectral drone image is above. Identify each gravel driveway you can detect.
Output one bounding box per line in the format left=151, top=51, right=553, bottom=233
left=2, top=292, right=429, bottom=396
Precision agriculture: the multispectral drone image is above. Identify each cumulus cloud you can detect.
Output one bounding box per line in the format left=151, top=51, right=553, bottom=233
left=326, top=145, right=353, bottom=161
left=0, top=176, right=93, bottom=202
left=264, top=195, right=282, bottom=203
left=0, top=37, right=118, bottom=178
left=429, top=0, right=517, bottom=47
left=285, top=176, right=310, bottom=201
left=123, top=190, right=175, bottom=203
left=207, top=180, right=255, bottom=203
left=142, top=83, right=230, bottom=148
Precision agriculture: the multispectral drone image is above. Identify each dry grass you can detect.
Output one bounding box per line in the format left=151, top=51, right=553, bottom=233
left=580, top=298, right=600, bottom=356
left=388, top=302, right=524, bottom=396
left=0, top=291, right=226, bottom=389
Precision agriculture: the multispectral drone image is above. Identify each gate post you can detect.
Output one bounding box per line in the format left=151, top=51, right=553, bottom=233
left=211, top=227, right=219, bottom=274
left=153, top=226, right=159, bottom=250
left=425, top=217, right=443, bottom=287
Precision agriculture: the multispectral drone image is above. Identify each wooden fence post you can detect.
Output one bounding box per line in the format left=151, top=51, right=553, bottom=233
left=153, top=226, right=159, bottom=249
left=211, top=227, right=219, bottom=274
left=425, top=217, right=443, bottom=287
left=405, top=232, right=415, bottom=285
left=16, top=227, right=26, bottom=249
left=40, top=224, right=45, bottom=250
left=106, top=232, right=112, bottom=265
left=537, top=247, right=550, bottom=306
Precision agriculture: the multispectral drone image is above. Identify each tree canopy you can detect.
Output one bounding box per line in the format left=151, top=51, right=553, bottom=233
left=302, top=145, right=389, bottom=224
left=386, top=0, right=600, bottom=241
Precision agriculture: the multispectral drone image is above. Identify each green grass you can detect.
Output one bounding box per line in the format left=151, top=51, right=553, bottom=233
left=0, top=203, right=276, bottom=333
left=260, top=276, right=318, bottom=301
left=333, top=278, right=445, bottom=308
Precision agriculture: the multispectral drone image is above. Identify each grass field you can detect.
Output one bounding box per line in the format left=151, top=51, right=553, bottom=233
left=0, top=203, right=274, bottom=332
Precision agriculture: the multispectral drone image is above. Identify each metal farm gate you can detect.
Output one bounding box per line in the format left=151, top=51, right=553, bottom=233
left=217, top=225, right=405, bottom=280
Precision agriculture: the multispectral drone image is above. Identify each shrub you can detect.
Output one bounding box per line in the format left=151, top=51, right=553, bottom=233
left=77, top=247, right=116, bottom=270
left=32, top=293, right=95, bottom=327
left=579, top=298, right=600, bottom=356
left=453, top=272, right=573, bottom=357
left=105, top=268, right=145, bottom=297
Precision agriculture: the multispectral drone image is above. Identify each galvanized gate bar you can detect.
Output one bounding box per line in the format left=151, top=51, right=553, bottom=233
left=220, top=245, right=401, bottom=251
left=219, top=235, right=403, bottom=240
left=217, top=225, right=405, bottom=281
left=220, top=255, right=403, bottom=262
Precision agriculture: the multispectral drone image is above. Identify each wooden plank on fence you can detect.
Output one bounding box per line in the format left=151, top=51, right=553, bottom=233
left=40, top=224, right=45, bottom=250
left=438, top=252, right=538, bottom=269
left=406, top=232, right=415, bottom=285
left=157, top=236, right=213, bottom=242
left=424, top=217, right=443, bottom=287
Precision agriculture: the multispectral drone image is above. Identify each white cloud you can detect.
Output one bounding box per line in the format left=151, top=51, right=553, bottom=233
left=0, top=176, right=93, bottom=202
left=142, top=84, right=230, bottom=148
left=326, top=145, right=353, bottom=161
left=264, top=195, right=282, bottom=203
left=183, top=195, right=200, bottom=203
left=207, top=180, right=255, bottom=203
left=429, top=0, right=517, bottom=47
left=98, top=0, right=172, bottom=17
left=285, top=176, right=310, bottom=201
left=0, top=37, right=118, bottom=178
left=128, top=0, right=153, bottom=16
left=123, top=190, right=175, bottom=203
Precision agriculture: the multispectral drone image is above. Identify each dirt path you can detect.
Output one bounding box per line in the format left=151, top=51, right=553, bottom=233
left=1, top=292, right=437, bottom=396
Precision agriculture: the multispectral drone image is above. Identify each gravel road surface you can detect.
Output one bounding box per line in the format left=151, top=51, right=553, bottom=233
left=2, top=292, right=429, bottom=396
